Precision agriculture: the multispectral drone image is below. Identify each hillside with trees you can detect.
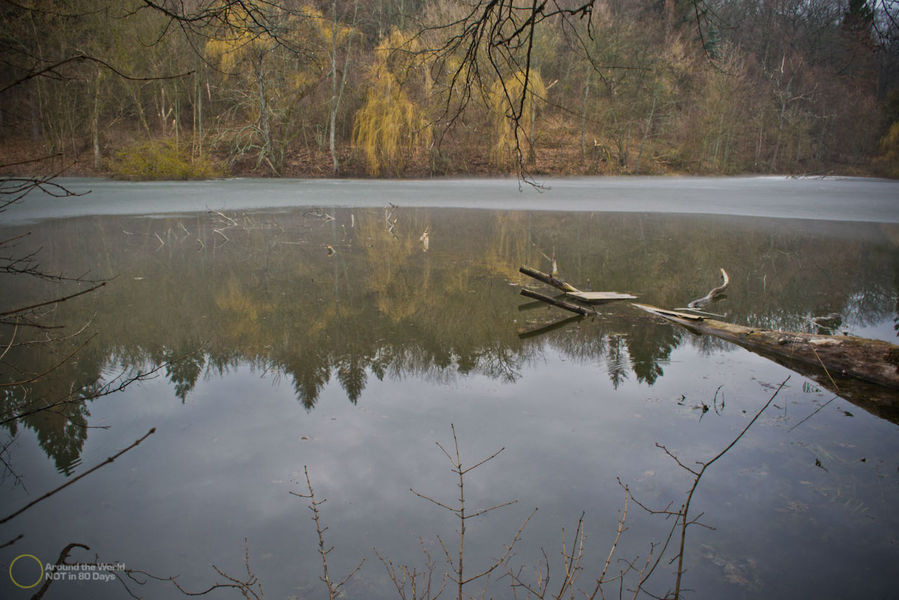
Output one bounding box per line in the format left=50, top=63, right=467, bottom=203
left=1, top=0, right=898, bottom=179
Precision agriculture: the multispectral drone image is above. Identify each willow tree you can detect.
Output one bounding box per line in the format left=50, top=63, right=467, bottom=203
left=353, top=29, right=432, bottom=176
left=489, top=69, right=546, bottom=170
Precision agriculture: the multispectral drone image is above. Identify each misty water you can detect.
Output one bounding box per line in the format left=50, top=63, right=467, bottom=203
left=1, top=177, right=898, bottom=599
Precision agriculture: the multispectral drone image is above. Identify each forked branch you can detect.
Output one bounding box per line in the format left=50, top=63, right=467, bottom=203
left=410, top=424, right=533, bottom=600
left=632, top=376, right=790, bottom=599
left=375, top=541, right=448, bottom=600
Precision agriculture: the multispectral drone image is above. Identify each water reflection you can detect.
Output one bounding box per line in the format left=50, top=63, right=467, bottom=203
left=1, top=208, right=897, bottom=472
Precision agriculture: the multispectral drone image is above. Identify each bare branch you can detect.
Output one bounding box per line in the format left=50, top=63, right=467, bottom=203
left=291, top=465, right=363, bottom=599
left=654, top=443, right=699, bottom=477
left=0, top=333, right=96, bottom=388
left=0, top=53, right=192, bottom=95
left=376, top=541, right=448, bottom=600
left=0, top=428, right=156, bottom=525
left=0, top=534, right=24, bottom=549
left=410, top=486, right=460, bottom=514
left=661, top=376, right=789, bottom=599
left=29, top=542, right=91, bottom=600
left=599, top=484, right=629, bottom=586
left=467, top=498, right=518, bottom=519
left=0, top=360, right=174, bottom=426
left=0, top=281, right=107, bottom=319
left=412, top=424, right=531, bottom=600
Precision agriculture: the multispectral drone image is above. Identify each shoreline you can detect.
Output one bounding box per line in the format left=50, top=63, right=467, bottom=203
left=0, top=141, right=879, bottom=182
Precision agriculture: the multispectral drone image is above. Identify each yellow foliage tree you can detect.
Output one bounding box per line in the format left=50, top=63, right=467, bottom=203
left=204, top=3, right=344, bottom=174
left=489, top=69, right=547, bottom=170
left=353, top=29, right=432, bottom=176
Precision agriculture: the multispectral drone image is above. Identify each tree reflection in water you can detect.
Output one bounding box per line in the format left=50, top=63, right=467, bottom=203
left=1, top=207, right=896, bottom=470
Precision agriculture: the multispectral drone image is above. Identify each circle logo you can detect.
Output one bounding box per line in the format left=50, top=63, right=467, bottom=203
left=9, top=554, right=43, bottom=589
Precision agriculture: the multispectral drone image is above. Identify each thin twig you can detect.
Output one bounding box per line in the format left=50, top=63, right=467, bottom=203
left=0, top=281, right=107, bottom=318
left=291, top=465, right=364, bottom=599
left=788, top=394, right=838, bottom=432
left=0, top=533, right=23, bottom=549
left=600, top=483, right=629, bottom=585
left=30, top=542, right=91, bottom=600
left=0, top=333, right=96, bottom=388
left=1, top=361, right=173, bottom=426
left=669, top=376, right=790, bottom=598
left=0, top=428, right=156, bottom=524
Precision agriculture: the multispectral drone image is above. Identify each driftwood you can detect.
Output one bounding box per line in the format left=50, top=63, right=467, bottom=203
left=633, top=304, right=899, bottom=424
left=520, top=289, right=591, bottom=316
left=687, top=268, right=729, bottom=309
left=519, top=265, right=579, bottom=293
left=567, top=290, right=639, bottom=302
left=519, top=266, right=636, bottom=304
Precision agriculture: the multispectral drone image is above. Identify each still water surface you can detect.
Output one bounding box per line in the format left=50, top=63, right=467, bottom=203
left=1, top=177, right=898, bottom=599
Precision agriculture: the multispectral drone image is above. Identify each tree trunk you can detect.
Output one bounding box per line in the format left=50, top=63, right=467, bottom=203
left=194, top=67, right=203, bottom=157
left=527, top=87, right=537, bottom=165
left=580, top=70, right=591, bottom=163
left=91, top=67, right=102, bottom=169
left=328, top=0, right=359, bottom=175
left=519, top=265, right=580, bottom=293
left=128, top=82, right=152, bottom=138
left=634, top=303, right=899, bottom=423
left=329, top=0, right=339, bottom=174
left=255, top=55, right=276, bottom=173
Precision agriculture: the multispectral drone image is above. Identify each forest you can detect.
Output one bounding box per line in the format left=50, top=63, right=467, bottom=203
left=1, top=0, right=899, bottom=179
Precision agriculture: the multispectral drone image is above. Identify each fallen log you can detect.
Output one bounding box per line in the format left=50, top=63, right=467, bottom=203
left=519, top=265, right=580, bottom=293
left=520, top=289, right=592, bottom=316
left=633, top=303, right=899, bottom=424
left=519, top=265, right=636, bottom=304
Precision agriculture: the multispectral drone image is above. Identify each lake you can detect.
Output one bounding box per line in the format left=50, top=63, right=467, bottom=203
left=1, top=176, right=898, bottom=599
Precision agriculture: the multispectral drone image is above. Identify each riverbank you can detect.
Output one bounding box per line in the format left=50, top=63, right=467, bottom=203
left=0, top=138, right=879, bottom=181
